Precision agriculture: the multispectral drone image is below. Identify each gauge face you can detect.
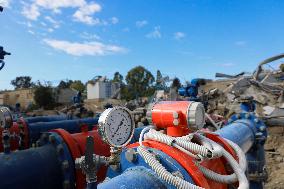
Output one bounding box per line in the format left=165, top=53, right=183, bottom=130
left=0, top=107, right=13, bottom=129
left=98, top=107, right=134, bottom=147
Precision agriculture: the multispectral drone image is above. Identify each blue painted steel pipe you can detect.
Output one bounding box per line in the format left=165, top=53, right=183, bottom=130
left=28, top=117, right=98, bottom=144
left=216, top=119, right=257, bottom=153
left=24, top=115, right=70, bottom=124
left=99, top=167, right=167, bottom=189
left=0, top=144, right=62, bottom=189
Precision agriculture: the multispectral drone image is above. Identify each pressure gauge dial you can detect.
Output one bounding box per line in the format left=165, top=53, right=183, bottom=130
left=98, top=107, right=134, bottom=147
left=0, top=107, right=13, bottom=129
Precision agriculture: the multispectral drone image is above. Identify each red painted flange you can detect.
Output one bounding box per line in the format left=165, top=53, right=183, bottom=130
left=52, top=129, right=110, bottom=189
left=129, top=140, right=213, bottom=189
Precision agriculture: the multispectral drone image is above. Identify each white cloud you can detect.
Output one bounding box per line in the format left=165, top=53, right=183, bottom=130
left=146, top=26, right=161, bottom=39
left=27, top=22, right=33, bottom=27
left=235, top=41, right=247, bottom=46
left=22, top=4, right=40, bottom=20
left=174, top=32, right=186, bottom=40
left=28, top=30, right=35, bottom=35
left=122, top=27, right=130, bottom=32
left=45, top=16, right=56, bottom=24
left=0, top=0, right=10, bottom=7
left=110, top=17, right=119, bottom=24
left=219, top=63, right=235, bottom=67
left=43, top=39, right=127, bottom=56
left=45, top=16, right=60, bottom=28
left=40, top=21, right=47, bottom=26
left=47, top=28, right=54, bottom=33
left=35, top=0, right=85, bottom=10
left=21, top=0, right=101, bottom=24
left=136, top=20, right=148, bottom=28
left=72, top=2, right=102, bottom=25
left=80, top=32, right=101, bottom=40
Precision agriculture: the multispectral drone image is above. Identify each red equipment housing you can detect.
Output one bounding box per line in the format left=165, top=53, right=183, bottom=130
left=150, top=101, right=205, bottom=136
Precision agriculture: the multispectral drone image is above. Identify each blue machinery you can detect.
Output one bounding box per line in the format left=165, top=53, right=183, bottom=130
left=0, top=109, right=99, bottom=152
left=178, top=78, right=206, bottom=101
left=0, top=101, right=267, bottom=189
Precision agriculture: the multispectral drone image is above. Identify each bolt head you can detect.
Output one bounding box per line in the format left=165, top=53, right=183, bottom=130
left=245, top=114, right=250, bottom=119
left=36, top=140, right=41, bottom=147
left=259, top=126, right=266, bottom=131
left=62, top=160, right=69, bottom=170
left=173, top=111, right=179, bottom=119
left=49, top=135, right=56, bottom=144
left=57, top=144, right=64, bottom=155
left=125, top=148, right=137, bottom=163
left=63, top=180, right=70, bottom=189
left=110, top=163, right=120, bottom=172
left=173, top=119, right=179, bottom=126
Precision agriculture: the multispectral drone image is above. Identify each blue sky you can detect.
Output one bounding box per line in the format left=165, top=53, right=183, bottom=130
left=0, top=0, right=284, bottom=90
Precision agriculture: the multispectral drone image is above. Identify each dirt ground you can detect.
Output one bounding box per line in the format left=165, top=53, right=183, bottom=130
left=264, top=127, right=284, bottom=189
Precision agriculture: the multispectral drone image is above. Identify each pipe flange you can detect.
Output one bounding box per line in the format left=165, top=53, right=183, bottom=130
left=42, top=132, right=76, bottom=189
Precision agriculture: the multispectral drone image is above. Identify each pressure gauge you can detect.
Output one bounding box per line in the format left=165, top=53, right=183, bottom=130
left=98, top=107, right=135, bottom=147
left=0, top=107, right=13, bottom=129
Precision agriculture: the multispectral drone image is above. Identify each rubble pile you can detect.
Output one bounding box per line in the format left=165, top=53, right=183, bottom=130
left=204, top=54, right=284, bottom=123
left=265, top=127, right=284, bottom=188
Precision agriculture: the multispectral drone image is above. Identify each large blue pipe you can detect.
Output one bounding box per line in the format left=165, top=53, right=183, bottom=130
left=24, top=115, right=69, bottom=124
left=216, top=119, right=257, bottom=153
left=98, top=167, right=167, bottom=189
left=0, top=144, right=62, bottom=189
left=28, top=118, right=98, bottom=144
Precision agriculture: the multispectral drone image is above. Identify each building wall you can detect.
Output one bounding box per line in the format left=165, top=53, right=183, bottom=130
left=0, top=89, right=35, bottom=108
left=0, top=94, right=4, bottom=105
left=0, top=88, right=78, bottom=109
left=87, top=81, right=120, bottom=100
left=56, top=88, right=77, bottom=104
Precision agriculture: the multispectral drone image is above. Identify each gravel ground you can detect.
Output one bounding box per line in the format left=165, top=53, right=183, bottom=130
left=264, top=127, right=284, bottom=189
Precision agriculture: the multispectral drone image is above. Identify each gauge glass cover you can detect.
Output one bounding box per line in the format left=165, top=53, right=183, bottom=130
left=99, top=107, right=134, bottom=147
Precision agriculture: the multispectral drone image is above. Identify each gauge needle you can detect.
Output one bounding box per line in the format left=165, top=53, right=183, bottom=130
left=112, top=119, right=124, bottom=136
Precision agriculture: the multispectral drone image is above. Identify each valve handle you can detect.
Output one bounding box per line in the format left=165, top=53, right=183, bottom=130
left=85, top=136, right=97, bottom=183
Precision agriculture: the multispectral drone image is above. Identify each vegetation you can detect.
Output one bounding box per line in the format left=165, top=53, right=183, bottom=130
left=33, top=82, right=55, bottom=109
left=124, top=66, right=155, bottom=100
left=10, top=66, right=181, bottom=103
left=11, top=76, right=33, bottom=89
left=112, top=72, right=124, bottom=83
left=57, top=79, right=73, bottom=89
left=70, top=80, right=85, bottom=92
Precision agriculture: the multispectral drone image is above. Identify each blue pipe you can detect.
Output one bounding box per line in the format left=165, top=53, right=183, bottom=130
left=24, top=115, right=70, bottom=124
left=28, top=118, right=98, bottom=144
left=0, top=144, right=62, bottom=189
left=99, top=167, right=167, bottom=189
left=216, top=119, right=257, bottom=153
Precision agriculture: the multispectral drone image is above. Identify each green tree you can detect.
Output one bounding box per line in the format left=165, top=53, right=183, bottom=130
left=124, top=66, right=155, bottom=99
left=70, top=80, right=85, bottom=92
left=11, top=76, right=33, bottom=89
left=57, top=79, right=73, bottom=89
left=34, top=82, right=55, bottom=109
left=112, top=72, right=124, bottom=83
